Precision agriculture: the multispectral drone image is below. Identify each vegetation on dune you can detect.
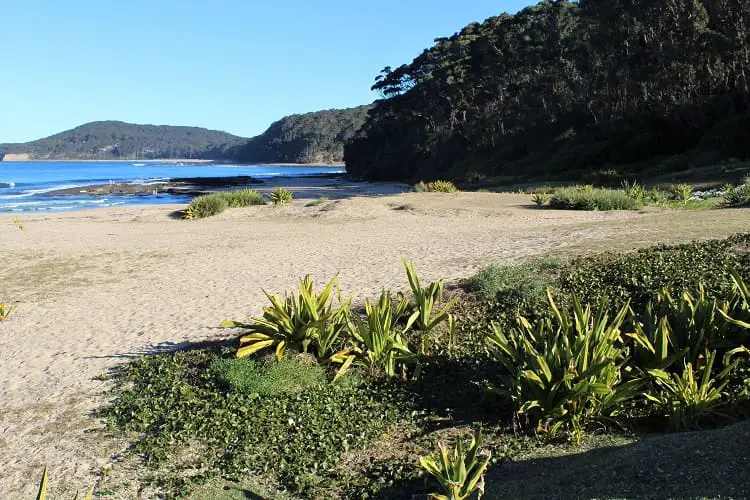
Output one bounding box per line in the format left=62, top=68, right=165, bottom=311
left=0, top=121, right=246, bottom=161
left=549, top=185, right=641, bottom=211
left=344, top=1, right=750, bottom=184
left=94, top=235, right=750, bottom=498
left=269, top=187, right=293, bottom=205
left=183, top=189, right=266, bottom=219
left=234, top=106, right=371, bottom=164
left=414, top=180, right=459, bottom=193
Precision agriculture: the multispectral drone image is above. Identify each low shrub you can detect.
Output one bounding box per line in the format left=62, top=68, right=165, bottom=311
left=270, top=187, right=293, bottom=204
left=222, top=188, right=266, bottom=208
left=722, top=184, right=750, bottom=208
left=414, top=180, right=459, bottom=193
left=549, top=186, right=640, bottom=210
left=212, top=355, right=327, bottom=395
left=184, top=193, right=228, bottom=219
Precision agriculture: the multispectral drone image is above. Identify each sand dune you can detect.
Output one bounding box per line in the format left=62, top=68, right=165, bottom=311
left=1, top=190, right=749, bottom=496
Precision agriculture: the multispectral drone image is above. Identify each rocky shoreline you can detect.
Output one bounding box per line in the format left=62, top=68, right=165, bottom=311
left=43, top=175, right=265, bottom=197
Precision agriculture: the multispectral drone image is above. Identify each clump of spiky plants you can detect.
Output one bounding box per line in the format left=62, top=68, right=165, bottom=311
left=420, top=427, right=491, bottom=500
left=622, top=180, right=647, bottom=202
left=531, top=192, right=551, bottom=206
left=671, top=183, right=694, bottom=204
left=270, top=187, right=293, bottom=204
left=222, top=188, right=267, bottom=208
left=184, top=193, right=229, bottom=219
left=414, top=180, right=459, bottom=193
left=549, top=186, right=640, bottom=211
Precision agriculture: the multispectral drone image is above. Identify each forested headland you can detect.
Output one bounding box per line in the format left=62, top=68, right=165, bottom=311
left=234, top=106, right=371, bottom=164
left=344, top=0, right=750, bottom=185
left=0, top=107, right=369, bottom=164
left=0, top=121, right=246, bottom=161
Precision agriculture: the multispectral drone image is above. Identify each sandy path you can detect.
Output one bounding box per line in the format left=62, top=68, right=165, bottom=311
left=0, top=192, right=748, bottom=496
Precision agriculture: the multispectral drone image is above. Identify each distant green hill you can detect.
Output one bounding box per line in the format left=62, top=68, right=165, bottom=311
left=0, top=121, right=247, bottom=160
left=234, top=106, right=371, bottom=164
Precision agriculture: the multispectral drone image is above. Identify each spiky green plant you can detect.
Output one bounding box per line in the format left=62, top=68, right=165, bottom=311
left=36, top=467, right=93, bottom=500
left=486, top=291, right=642, bottom=441
left=717, top=268, right=750, bottom=346
left=226, top=275, right=350, bottom=362
left=621, top=180, right=646, bottom=201
left=419, top=427, right=491, bottom=500
left=403, top=259, right=457, bottom=354
left=342, top=290, right=418, bottom=378
left=671, top=183, right=694, bottom=203
left=184, top=193, right=229, bottom=219
left=269, top=187, right=293, bottom=204
left=645, top=350, right=733, bottom=430
left=0, top=301, right=17, bottom=321
left=531, top=192, right=550, bottom=206
left=628, top=285, right=721, bottom=371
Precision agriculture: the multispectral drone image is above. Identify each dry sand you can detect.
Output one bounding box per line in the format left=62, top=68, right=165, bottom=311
left=1, top=188, right=749, bottom=496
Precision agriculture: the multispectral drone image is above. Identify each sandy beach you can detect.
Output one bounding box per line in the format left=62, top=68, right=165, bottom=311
left=1, top=187, right=750, bottom=496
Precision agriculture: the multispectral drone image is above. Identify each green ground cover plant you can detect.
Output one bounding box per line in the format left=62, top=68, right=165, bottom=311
left=96, top=234, right=750, bottom=498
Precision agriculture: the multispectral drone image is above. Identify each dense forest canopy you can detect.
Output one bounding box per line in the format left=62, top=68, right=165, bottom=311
left=344, top=0, right=750, bottom=183
left=235, top=106, right=371, bottom=164
left=0, top=121, right=246, bottom=160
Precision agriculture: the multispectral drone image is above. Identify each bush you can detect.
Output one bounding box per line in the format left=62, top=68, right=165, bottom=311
left=549, top=186, right=641, bottom=210
left=722, top=184, right=750, bottom=208
left=212, top=355, right=327, bottom=395
left=270, top=187, right=293, bottom=204
left=184, top=193, right=229, bottom=219
left=222, top=188, right=266, bottom=208
left=414, top=180, right=459, bottom=193
left=621, top=180, right=646, bottom=201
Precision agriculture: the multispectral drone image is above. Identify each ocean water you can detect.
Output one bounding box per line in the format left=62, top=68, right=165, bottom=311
left=0, top=161, right=345, bottom=213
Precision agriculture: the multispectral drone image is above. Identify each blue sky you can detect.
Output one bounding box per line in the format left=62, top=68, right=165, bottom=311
left=1, top=1, right=533, bottom=143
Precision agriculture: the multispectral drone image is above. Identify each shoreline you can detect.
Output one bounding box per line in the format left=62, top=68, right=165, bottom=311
left=0, top=158, right=345, bottom=167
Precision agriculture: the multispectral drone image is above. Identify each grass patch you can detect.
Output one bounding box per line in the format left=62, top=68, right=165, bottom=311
left=549, top=186, right=641, bottom=210
left=305, top=196, right=329, bottom=207
left=212, top=355, right=327, bottom=396
left=467, top=255, right=561, bottom=316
